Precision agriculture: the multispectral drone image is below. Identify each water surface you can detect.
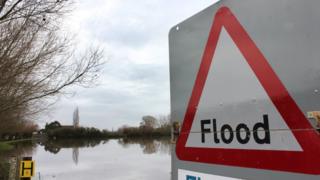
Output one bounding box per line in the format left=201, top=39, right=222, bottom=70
left=31, top=138, right=171, bottom=180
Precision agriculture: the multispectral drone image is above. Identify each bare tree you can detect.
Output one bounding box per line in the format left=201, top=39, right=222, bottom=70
left=0, top=0, right=104, bottom=133
left=140, top=115, right=158, bottom=129
left=158, top=114, right=171, bottom=128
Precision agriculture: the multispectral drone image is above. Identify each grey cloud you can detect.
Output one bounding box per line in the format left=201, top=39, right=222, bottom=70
left=42, top=0, right=216, bottom=129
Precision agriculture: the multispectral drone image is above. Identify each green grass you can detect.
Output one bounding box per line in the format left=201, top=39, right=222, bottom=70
left=0, top=142, right=13, bottom=151
left=0, top=138, right=34, bottom=152
left=4, top=138, right=32, bottom=143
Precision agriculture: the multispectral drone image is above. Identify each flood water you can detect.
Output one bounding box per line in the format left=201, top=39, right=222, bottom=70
left=21, top=138, right=171, bottom=180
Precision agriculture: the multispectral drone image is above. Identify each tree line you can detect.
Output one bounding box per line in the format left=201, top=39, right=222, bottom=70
left=44, top=115, right=171, bottom=139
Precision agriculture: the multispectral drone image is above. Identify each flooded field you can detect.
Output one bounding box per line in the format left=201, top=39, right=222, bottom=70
left=1, top=138, right=172, bottom=180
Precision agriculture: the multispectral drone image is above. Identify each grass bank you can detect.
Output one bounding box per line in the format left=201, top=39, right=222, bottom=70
left=0, top=142, right=13, bottom=151
left=0, top=138, right=33, bottom=152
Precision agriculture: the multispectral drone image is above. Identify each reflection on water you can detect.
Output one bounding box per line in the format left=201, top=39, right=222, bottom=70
left=1, top=138, right=172, bottom=180
left=118, top=138, right=171, bottom=155
left=39, top=138, right=171, bottom=165
left=1, top=138, right=171, bottom=179
left=72, top=147, right=79, bottom=165
left=40, top=139, right=106, bottom=165
left=40, top=139, right=105, bottom=154
left=32, top=138, right=171, bottom=180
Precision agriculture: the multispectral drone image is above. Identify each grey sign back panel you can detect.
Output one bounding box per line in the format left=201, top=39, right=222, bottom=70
left=169, top=0, right=320, bottom=179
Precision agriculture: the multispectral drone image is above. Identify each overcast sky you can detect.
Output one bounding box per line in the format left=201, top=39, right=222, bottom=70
left=41, top=0, right=218, bottom=130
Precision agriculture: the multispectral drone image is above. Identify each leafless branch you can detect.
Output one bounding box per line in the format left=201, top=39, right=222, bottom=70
left=0, top=0, right=104, bottom=133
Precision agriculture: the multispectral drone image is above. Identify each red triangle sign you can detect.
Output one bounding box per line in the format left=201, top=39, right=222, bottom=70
left=176, top=6, right=320, bottom=174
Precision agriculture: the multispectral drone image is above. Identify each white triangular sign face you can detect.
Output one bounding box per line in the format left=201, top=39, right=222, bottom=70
left=185, top=28, right=302, bottom=151
left=176, top=7, right=320, bottom=174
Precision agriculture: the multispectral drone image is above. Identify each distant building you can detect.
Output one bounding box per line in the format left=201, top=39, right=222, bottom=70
left=73, top=107, right=80, bottom=128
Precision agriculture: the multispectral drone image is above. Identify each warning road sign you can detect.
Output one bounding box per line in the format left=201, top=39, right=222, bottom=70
left=176, top=6, right=320, bottom=174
